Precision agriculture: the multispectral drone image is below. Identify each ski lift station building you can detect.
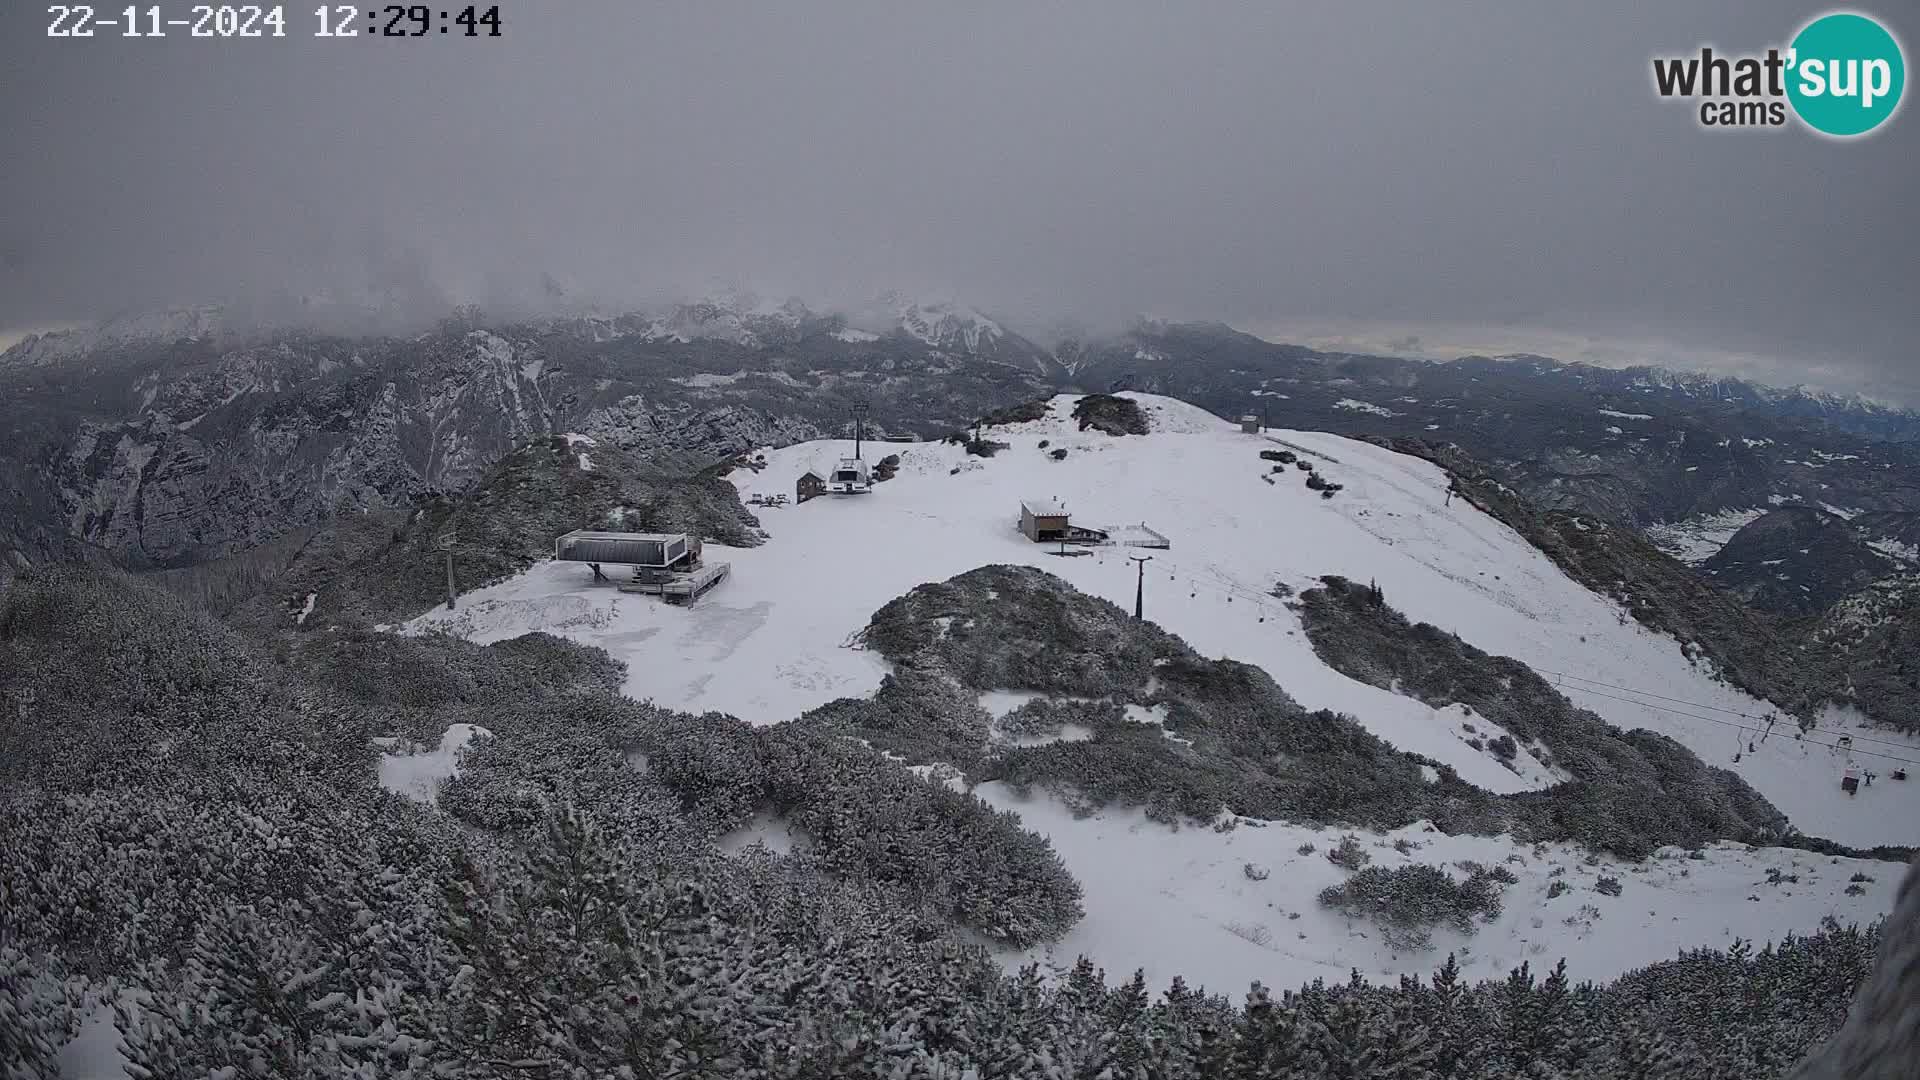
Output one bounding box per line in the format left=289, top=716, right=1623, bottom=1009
left=829, top=457, right=872, bottom=493
left=554, top=530, right=730, bottom=604
left=1019, top=498, right=1071, bottom=542
left=555, top=531, right=691, bottom=569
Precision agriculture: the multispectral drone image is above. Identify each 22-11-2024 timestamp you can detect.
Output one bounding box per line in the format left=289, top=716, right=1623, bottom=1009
left=46, top=5, right=501, bottom=37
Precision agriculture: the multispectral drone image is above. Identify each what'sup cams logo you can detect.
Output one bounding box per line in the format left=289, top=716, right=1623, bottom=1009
left=1653, top=11, right=1905, bottom=137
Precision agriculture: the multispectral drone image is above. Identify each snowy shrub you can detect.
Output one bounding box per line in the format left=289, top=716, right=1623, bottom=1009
left=1489, top=734, right=1519, bottom=761
left=800, top=667, right=994, bottom=769
left=1317, top=863, right=1506, bottom=951
left=995, top=697, right=1119, bottom=743
left=1071, top=394, right=1149, bottom=435
left=0, top=943, right=81, bottom=1080
left=1298, top=576, right=1798, bottom=859
left=1328, top=835, right=1372, bottom=871
left=759, top=725, right=1083, bottom=946
left=1852, top=872, right=1876, bottom=883
left=1847, top=883, right=1868, bottom=896
left=1548, top=880, right=1571, bottom=899
left=858, top=567, right=1518, bottom=835
left=6, top=556, right=1910, bottom=1079
left=1244, top=862, right=1271, bottom=881
left=1595, top=875, right=1624, bottom=896
left=1297, top=842, right=1317, bottom=855
left=979, top=399, right=1051, bottom=427
left=1051, top=448, right=1069, bottom=460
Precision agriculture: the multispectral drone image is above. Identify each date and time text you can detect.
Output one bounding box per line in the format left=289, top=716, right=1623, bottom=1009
left=45, top=4, right=502, bottom=38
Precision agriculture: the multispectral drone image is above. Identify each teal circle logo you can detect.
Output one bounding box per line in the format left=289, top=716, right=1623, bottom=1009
left=1787, top=12, right=1905, bottom=137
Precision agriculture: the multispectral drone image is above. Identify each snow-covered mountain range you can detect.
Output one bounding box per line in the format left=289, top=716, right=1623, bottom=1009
left=6, top=295, right=1920, bottom=603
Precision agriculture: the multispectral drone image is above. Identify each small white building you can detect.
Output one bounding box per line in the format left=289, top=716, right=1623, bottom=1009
left=829, top=457, right=873, bottom=493
left=1240, top=415, right=1260, bottom=434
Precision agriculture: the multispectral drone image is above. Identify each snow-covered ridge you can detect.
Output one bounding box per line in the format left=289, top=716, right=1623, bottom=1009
left=412, top=392, right=1920, bottom=847
left=404, top=390, right=1916, bottom=996
left=0, top=306, right=225, bottom=368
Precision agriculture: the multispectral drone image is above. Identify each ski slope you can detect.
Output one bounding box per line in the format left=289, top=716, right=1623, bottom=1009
left=408, top=392, right=1918, bottom=991
left=970, top=790, right=1901, bottom=994
left=415, top=393, right=1920, bottom=845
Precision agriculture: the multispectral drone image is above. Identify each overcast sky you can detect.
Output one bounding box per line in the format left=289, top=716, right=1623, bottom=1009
left=2, top=3, right=1915, bottom=397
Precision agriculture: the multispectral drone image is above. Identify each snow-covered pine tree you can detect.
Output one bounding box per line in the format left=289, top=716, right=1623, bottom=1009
left=0, top=941, right=79, bottom=1080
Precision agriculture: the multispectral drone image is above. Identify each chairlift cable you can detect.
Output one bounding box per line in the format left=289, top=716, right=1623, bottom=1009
left=1556, top=684, right=1920, bottom=767
left=1542, top=670, right=1917, bottom=752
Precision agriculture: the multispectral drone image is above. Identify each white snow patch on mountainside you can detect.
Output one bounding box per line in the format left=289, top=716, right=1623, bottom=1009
left=985, top=786, right=1899, bottom=994
left=1867, top=539, right=1919, bottom=563
left=374, top=723, right=492, bottom=804
left=1644, top=508, right=1769, bottom=565
left=1598, top=409, right=1654, bottom=421
left=675, top=371, right=748, bottom=388
left=1334, top=398, right=1397, bottom=417
left=406, top=392, right=1918, bottom=993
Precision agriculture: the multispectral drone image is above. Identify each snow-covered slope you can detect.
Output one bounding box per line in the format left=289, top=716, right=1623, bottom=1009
left=409, top=392, right=1917, bottom=992
left=975, top=793, right=1901, bottom=993
left=1645, top=508, right=1770, bottom=565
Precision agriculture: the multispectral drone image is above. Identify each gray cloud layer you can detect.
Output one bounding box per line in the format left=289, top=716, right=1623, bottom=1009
left=2, top=3, right=1915, bottom=395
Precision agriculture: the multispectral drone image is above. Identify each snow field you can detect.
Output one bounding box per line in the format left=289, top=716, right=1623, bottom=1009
left=977, top=788, right=1902, bottom=995
left=414, top=394, right=1920, bottom=844
left=373, top=723, right=493, bottom=804
left=406, top=392, right=1919, bottom=991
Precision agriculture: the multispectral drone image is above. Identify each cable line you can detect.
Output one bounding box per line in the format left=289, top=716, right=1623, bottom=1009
left=1554, top=683, right=1920, bottom=767
left=1543, top=669, right=1920, bottom=752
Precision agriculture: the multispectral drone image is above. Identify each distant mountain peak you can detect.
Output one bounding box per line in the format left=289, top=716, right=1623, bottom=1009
left=867, top=291, right=1007, bottom=353
left=1622, top=365, right=1912, bottom=417
left=1, top=305, right=226, bottom=368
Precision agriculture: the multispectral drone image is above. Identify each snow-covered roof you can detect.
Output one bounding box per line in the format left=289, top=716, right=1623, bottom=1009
left=558, top=530, right=685, bottom=543
left=1021, top=498, right=1067, bottom=517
